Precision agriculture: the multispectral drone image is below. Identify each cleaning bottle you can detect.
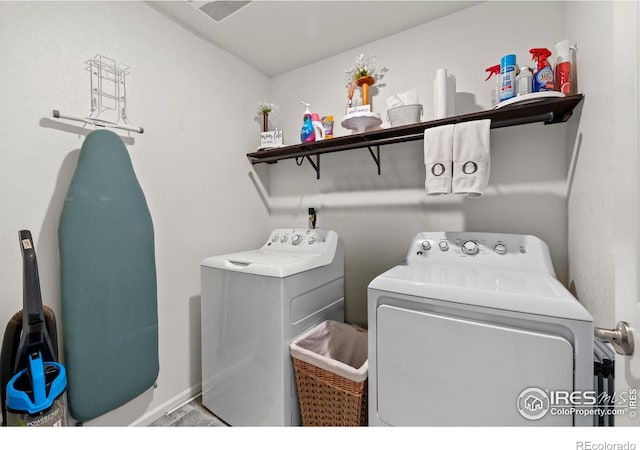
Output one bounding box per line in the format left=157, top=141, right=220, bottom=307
left=311, top=113, right=325, bottom=141
left=322, top=115, right=334, bottom=139
left=300, top=102, right=315, bottom=143
left=485, top=64, right=500, bottom=107
left=499, top=54, right=517, bottom=102
left=530, top=48, right=555, bottom=92
left=554, top=40, right=577, bottom=94
left=516, top=66, right=533, bottom=96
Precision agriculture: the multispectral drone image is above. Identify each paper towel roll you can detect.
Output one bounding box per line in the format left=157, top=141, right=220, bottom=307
left=434, top=68, right=448, bottom=119
left=433, top=68, right=456, bottom=119
left=446, top=73, right=456, bottom=117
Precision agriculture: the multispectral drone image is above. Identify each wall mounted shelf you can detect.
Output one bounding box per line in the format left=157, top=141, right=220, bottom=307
left=246, top=94, right=584, bottom=179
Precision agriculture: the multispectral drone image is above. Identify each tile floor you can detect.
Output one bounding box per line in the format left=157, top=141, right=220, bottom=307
left=150, top=396, right=227, bottom=427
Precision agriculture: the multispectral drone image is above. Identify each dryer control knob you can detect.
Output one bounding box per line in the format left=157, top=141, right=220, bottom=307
left=438, top=241, right=449, bottom=251
left=421, top=240, right=431, bottom=251
left=462, top=240, right=479, bottom=256
left=308, top=236, right=316, bottom=245
left=292, top=234, right=302, bottom=245
left=271, top=235, right=279, bottom=243
left=494, top=244, right=507, bottom=255
left=280, top=235, right=288, bottom=243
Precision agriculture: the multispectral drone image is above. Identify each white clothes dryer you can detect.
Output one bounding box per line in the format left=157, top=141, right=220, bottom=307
left=367, top=232, right=594, bottom=426
left=201, top=228, right=344, bottom=426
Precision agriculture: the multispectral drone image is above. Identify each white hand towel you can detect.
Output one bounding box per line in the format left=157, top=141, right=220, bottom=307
left=452, top=119, right=491, bottom=197
left=424, top=124, right=454, bottom=195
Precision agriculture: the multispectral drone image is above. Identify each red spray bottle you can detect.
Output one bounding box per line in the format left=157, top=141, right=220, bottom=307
left=485, top=64, right=500, bottom=107
left=530, top=48, right=555, bottom=92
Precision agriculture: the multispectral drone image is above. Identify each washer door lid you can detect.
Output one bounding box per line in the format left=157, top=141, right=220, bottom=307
left=202, top=250, right=321, bottom=277
left=375, top=305, right=574, bottom=426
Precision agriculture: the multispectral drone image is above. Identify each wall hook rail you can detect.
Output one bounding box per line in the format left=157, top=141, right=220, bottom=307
left=52, top=110, right=144, bottom=134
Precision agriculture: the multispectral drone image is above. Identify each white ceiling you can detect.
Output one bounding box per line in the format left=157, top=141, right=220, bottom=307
left=150, top=1, right=480, bottom=77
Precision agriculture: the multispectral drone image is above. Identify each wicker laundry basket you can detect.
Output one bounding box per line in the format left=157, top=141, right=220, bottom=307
left=290, top=320, right=368, bottom=426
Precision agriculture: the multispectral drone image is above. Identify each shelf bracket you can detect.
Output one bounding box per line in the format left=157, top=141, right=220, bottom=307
left=367, top=145, right=381, bottom=175
left=305, top=154, right=320, bottom=179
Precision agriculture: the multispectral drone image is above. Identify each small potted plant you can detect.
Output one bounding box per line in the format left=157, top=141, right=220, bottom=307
left=256, top=102, right=283, bottom=149
left=344, top=54, right=386, bottom=106
left=257, top=101, right=278, bottom=132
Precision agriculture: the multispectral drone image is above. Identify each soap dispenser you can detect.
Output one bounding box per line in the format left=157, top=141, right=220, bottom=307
left=300, top=102, right=315, bottom=143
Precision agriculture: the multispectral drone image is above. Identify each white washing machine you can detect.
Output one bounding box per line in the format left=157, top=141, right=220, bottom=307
left=201, top=228, right=344, bottom=426
left=368, top=232, right=594, bottom=427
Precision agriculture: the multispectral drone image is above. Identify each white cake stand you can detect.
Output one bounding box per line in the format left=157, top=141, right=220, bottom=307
left=341, top=111, right=383, bottom=133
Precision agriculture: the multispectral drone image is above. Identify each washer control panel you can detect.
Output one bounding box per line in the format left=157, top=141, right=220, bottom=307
left=408, top=232, right=555, bottom=274
left=264, top=228, right=330, bottom=252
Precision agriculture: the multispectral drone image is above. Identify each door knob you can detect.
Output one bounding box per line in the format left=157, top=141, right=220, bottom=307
left=595, top=321, right=634, bottom=356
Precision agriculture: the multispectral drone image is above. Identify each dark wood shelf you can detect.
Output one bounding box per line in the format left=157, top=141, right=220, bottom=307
left=247, top=94, right=584, bottom=178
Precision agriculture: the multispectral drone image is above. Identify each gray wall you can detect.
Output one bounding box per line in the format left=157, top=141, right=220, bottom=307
left=565, top=1, right=615, bottom=328
left=0, top=1, right=270, bottom=425
left=265, top=1, right=570, bottom=326
left=0, top=0, right=624, bottom=426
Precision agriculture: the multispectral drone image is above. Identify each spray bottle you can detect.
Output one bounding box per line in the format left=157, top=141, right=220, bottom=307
left=300, top=102, right=315, bottom=143
left=554, top=40, right=577, bottom=94
left=530, top=48, right=555, bottom=92
left=485, top=64, right=500, bottom=107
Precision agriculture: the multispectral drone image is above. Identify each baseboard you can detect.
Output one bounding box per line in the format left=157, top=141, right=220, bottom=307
left=130, top=383, right=202, bottom=426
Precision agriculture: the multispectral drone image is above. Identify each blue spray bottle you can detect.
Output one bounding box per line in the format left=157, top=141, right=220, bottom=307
left=300, top=102, right=315, bottom=143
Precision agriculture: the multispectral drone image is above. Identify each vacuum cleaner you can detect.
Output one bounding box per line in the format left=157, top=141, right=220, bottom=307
left=0, top=230, right=67, bottom=426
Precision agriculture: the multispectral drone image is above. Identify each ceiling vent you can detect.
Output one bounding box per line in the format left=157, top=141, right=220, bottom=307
left=188, top=1, right=252, bottom=22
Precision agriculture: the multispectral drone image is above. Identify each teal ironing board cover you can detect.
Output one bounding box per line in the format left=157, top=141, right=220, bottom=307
left=58, top=130, right=158, bottom=422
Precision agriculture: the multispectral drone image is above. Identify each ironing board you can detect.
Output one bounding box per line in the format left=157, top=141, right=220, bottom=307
left=58, top=130, right=158, bottom=422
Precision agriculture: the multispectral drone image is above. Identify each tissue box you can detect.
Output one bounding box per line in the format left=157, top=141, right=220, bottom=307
left=387, top=104, right=423, bottom=127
